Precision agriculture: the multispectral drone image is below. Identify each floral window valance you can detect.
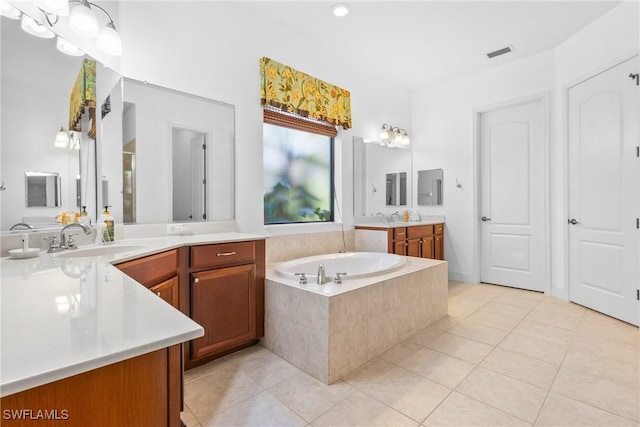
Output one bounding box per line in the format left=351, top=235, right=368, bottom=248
left=259, top=57, right=352, bottom=130
left=69, top=58, right=96, bottom=138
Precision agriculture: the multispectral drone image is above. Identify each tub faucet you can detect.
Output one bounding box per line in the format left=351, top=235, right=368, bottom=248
left=10, top=222, right=34, bottom=231
left=317, top=263, right=326, bottom=284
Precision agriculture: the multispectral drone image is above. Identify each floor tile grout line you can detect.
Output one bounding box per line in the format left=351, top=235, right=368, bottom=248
left=530, top=304, right=585, bottom=427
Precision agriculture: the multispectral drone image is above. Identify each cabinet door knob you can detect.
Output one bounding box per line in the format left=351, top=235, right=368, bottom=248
left=193, top=277, right=200, bottom=284
left=157, top=292, right=161, bottom=297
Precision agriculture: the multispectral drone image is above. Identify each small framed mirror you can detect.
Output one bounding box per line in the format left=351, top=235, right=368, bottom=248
left=25, top=171, right=62, bottom=208
left=417, top=169, right=443, bottom=206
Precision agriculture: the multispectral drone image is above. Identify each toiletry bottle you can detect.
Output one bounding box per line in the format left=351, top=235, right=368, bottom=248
left=102, top=206, right=115, bottom=243
left=403, top=210, right=410, bottom=222
left=78, top=206, right=92, bottom=227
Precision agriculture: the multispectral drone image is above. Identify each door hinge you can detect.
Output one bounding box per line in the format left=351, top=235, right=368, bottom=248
left=637, top=218, right=639, bottom=229
left=202, top=143, right=207, bottom=150
left=202, top=178, right=206, bottom=185
left=636, top=146, right=639, bottom=157
left=631, top=73, right=640, bottom=86
left=637, top=289, right=639, bottom=301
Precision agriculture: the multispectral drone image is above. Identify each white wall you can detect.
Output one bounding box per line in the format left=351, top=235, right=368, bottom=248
left=116, top=1, right=412, bottom=235
left=411, top=1, right=639, bottom=291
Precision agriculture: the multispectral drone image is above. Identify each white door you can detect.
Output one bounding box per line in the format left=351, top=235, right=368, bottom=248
left=480, top=98, right=546, bottom=291
left=190, top=133, right=205, bottom=220
left=568, top=57, right=639, bottom=326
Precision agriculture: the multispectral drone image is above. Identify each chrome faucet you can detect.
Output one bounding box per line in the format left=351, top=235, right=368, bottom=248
left=60, top=223, right=92, bottom=249
left=10, top=222, right=34, bottom=231
left=391, top=211, right=401, bottom=223
left=317, top=263, right=326, bottom=284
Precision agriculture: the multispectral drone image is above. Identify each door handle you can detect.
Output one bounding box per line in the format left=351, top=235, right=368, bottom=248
left=481, top=216, right=491, bottom=222
left=567, top=218, right=579, bottom=225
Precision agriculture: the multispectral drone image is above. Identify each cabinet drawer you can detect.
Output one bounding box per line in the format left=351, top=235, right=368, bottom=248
left=190, top=241, right=256, bottom=269
left=435, top=223, right=444, bottom=235
left=116, top=249, right=178, bottom=288
left=407, top=225, right=434, bottom=239
left=393, top=227, right=407, bottom=240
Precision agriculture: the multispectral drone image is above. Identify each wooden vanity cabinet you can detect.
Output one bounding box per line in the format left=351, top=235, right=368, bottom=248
left=184, top=239, right=265, bottom=369
left=115, top=249, right=180, bottom=308
left=383, top=224, right=444, bottom=260
left=434, top=224, right=444, bottom=260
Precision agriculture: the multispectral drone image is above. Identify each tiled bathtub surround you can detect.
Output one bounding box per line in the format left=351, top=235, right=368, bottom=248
left=262, top=258, right=448, bottom=383
left=265, top=229, right=355, bottom=263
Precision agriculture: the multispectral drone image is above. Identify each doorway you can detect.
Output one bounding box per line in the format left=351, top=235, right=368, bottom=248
left=567, top=56, right=639, bottom=325
left=172, top=127, right=207, bottom=222
left=477, top=96, right=548, bottom=292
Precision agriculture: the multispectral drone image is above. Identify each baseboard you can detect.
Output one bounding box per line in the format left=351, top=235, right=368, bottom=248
left=448, top=271, right=476, bottom=284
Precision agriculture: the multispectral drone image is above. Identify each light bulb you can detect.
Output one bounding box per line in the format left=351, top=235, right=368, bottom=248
left=96, top=22, right=122, bottom=56
left=0, top=0, right=21, bottom=19
left=35, top=0, right=69, bottom=16
left=56, top=37, right=84, bottom=56
left=21, top=14, right=55, bottom=38
left=54, top=127, right=70, bottom=148
left=402, top=133, right=410, bottom=145
left=69, top=0, right=99, bottom=38
left=332, top=3, right=350, bottom=17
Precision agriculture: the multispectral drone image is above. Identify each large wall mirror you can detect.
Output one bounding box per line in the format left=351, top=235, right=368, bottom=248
left=1, top=16, right=235, bottom=231
left=353, top=136, right=412, bottom=216
left=104, top=78, right=235, bottom=224
left=0, top=16, right=118, bottom=230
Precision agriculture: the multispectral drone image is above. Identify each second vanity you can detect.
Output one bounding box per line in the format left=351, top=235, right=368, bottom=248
left=355, top=219, right=445, bottom=260
left=0, top=231, right=265, bottom=427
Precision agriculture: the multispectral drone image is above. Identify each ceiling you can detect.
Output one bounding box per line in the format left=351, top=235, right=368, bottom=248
left=244, top=1, right=621, bottom=91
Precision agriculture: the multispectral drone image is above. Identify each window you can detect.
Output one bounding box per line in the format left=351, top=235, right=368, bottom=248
left=263, top=123, right=334, bottom=224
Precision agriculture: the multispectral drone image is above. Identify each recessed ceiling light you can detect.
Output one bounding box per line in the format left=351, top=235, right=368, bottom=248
left=332, top=3, right=350, bottom=17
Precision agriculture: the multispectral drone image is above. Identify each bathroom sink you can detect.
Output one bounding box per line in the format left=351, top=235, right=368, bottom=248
left=55, top=245, right=147, bottom=259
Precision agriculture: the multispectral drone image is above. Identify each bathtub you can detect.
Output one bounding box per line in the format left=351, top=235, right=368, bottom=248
left=275, top=251, right=406, bottom=280
left=264, top=254, right=449, bottom=384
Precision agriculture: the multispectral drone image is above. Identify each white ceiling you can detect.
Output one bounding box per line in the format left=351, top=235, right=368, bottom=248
left=245, top=1, right=621, bottom=91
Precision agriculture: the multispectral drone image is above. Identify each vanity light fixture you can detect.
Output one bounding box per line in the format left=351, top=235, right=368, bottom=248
left=54, top=127, right=71, bottom=149
left=20, top=13, right=55, bottom=38
left=56, top=36, right=84, bottom=56
left=13, top=0, right=123, bottom=56
left=35, top=0, right=69, bottom=17
left=0, top=0, right=21, bottom=19
left=68, top=0, right=99, bottom=37
left=378, top=124, right=410, bottom=147
left=54, top=127, right=81, bottom=150
left=332, top=3, right=350, bottom=17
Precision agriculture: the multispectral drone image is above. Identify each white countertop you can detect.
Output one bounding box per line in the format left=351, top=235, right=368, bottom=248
left=0, top=232, right=265, bottom=397
left=354, top=220, right=444, bottom=229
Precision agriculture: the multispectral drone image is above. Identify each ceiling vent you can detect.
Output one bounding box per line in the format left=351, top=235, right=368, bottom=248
left=487, top=45, right=513, bottom=59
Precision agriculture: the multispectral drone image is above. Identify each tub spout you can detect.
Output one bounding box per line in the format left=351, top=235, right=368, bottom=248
left=317, top=263, right=326, bottom=284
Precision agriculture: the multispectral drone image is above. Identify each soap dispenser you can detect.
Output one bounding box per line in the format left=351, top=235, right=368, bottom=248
left=78, top=206, right=91, bottom=227
left=101, top=206, right=115, bottom=243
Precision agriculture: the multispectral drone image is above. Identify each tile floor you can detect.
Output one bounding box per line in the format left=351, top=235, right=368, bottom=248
left=182, top=282, right=640, bottom=426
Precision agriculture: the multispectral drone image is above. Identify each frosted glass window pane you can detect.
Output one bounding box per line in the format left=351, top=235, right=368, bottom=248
left=263, top=123, right=333, bottom=224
